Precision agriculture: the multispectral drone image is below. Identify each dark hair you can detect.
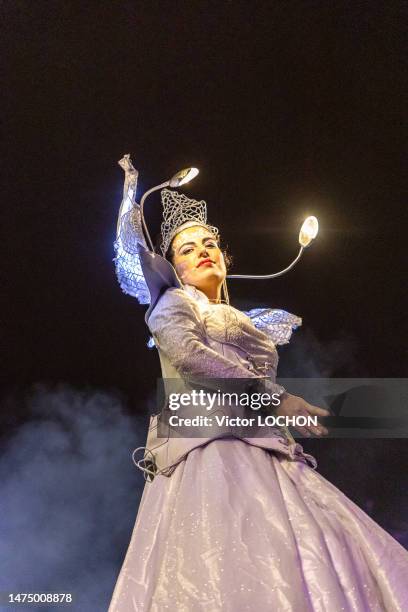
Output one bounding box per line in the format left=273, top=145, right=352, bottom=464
left=155, top=232, right=233, bottom=271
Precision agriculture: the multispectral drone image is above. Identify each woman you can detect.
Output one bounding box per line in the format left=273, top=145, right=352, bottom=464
left=109, top=162, right=408, bottom=611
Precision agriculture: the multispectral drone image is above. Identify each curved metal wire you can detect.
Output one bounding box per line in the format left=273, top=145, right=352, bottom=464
left=139, top=181, right=170, bottom=253
left=227, top=246, right=304, bottom=279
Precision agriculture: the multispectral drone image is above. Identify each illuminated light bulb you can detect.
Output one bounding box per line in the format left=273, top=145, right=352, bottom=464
left=299, top=216, right=319, bottom=248
left=169, top=167, right=199, bottom=187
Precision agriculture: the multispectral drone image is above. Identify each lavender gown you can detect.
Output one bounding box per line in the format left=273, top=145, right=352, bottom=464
left=109, top=285, right=408, bottom=611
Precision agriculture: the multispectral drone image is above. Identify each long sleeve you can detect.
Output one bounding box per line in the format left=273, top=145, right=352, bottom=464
left=147, top=288, right=285, bottom=397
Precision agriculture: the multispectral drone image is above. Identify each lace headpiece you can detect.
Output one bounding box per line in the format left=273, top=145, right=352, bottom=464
left=160, top=188, right=219, bottom=256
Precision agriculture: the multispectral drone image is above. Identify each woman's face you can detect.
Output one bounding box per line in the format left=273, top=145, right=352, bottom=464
left=170, top=225, right=226, bottom=296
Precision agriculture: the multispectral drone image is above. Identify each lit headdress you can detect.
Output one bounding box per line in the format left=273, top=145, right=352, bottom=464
left=160, top=189, right=219, bottom=257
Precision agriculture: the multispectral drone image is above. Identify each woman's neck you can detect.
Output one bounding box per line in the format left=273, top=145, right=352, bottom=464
left=197, top=282, right=223, bottom=304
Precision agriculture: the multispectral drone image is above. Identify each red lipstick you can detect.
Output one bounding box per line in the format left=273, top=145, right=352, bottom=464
left=197, top=258, right=214, bottom=268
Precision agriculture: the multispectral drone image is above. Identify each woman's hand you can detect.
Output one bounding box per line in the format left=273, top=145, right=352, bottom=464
left=275, top=392, right=330, bottom=438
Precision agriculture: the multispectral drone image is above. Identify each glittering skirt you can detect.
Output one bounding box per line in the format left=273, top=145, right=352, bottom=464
left=108, top=439, right=408, bottom=611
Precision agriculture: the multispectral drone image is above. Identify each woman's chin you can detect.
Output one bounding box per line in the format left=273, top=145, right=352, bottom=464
left=196, top=266, right=224, bottom=279
left=181, top=268, right=225, bottom=292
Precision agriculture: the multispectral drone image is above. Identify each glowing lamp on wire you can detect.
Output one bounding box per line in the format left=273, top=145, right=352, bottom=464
left=139, top=167, right=200, bottom=252
left=299, top=216, right=319, bottom=248
left=169, top=167, right=199, bottom=187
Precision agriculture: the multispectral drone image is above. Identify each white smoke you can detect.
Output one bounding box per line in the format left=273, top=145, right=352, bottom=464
left=0, top=384, right=147, bottom=611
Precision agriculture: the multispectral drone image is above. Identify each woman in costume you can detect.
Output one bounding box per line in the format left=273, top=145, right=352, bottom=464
left=109, top=156, right=408, bottom=611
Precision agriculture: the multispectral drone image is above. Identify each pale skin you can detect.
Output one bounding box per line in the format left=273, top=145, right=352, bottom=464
left=169, top=225, right=330, bottom=438
left=170, top=225, right=226, bottom=303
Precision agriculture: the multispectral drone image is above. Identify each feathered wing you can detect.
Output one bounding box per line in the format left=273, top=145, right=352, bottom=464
left=243, top=308, right=302, bottom=345
left=113, top=155, right=151, bottom=305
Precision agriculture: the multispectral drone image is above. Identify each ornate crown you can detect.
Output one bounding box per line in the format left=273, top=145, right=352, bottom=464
left=160, top=188, right=219, bottom=256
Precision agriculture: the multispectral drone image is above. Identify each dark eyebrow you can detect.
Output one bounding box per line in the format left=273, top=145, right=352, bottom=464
left=177, top=236, right=216, bottom=253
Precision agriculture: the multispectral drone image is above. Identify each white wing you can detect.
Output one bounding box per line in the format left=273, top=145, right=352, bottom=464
left=243, top=308, right=302, bottom=345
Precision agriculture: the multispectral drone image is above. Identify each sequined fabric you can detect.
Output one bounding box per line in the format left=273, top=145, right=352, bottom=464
left=109, top=440, right=408, bottom=611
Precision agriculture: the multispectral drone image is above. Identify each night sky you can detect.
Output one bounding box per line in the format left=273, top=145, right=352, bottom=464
left=1, top=3, right=407, bottom=600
